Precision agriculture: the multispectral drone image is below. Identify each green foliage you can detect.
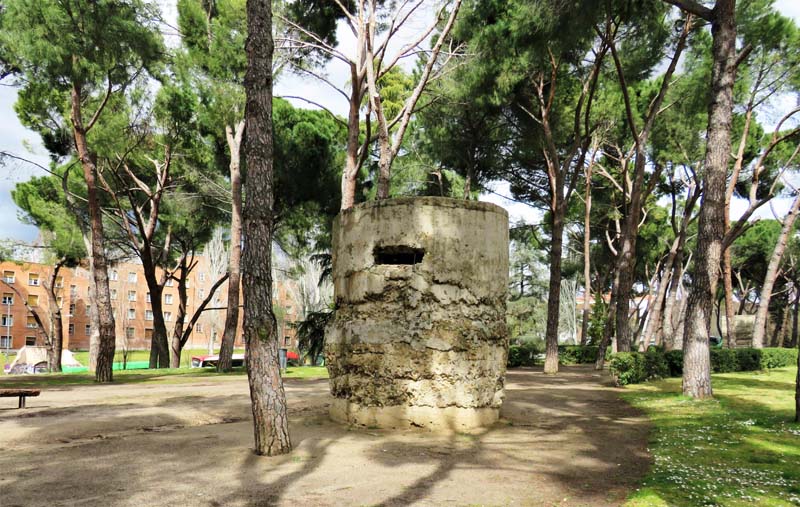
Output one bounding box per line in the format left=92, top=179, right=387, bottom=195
left=0, top=0, right=164, bottom=140
left=558, top=345, right=601, bottom=365
left=12, top=174, right=85, bottom=263
left=587, top=293, right=608, bottom=345
left=611, top=347, right=798, bottom=385
left=609, top=352, right=647, bottom=386
left=506, top=296, right=546, bottom=341
left=507, top=338, right=544, bottom=367
left=293, top=309, right=332, bottom=364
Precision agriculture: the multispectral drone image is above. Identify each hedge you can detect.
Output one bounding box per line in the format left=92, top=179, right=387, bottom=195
left=507, top=344, right=610, bottom=367
left=609, top=346, right=798, bottom=385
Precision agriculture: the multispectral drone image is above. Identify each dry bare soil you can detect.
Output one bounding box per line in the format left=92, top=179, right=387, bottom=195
left=0, top=366, right=649, bottom=507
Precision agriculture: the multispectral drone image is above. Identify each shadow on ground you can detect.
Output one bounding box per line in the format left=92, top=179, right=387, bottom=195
left=0, top=366, right=650, bottom=507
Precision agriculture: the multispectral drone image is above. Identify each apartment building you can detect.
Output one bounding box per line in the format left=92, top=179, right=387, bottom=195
left=0, top=257, right=301, bottom=354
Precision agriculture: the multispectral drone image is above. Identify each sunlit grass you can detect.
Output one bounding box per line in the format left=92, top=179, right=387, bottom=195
left=0, top=365, right=329, bottom=388
left=623, top=367, right=800, bottom=507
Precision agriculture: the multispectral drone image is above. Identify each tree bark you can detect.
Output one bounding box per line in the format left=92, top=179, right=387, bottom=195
left=143, top=267, right=169, bottom=368
left=45, top=262, right=65, bottom=372
left=680, top=0, right=737, bottom=398
left=752, top=193, right=800, bottom=347
left=170, top=256, right=190, bottom=368
left=544, top=198, right=564, bottom=374
left=218, top=121, right=245, bottom=372
left=580, top=162, right=593, bottom=345
left=70, top=84, right=116, bottom=383
left=243, top=0, right=291, bottom=456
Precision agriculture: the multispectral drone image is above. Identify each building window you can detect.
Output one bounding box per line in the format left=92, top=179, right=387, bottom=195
left=128, top=290, right=136, bottom=302
left=127, top=308, right=136, bottom=320
left=0, top=336, right=11, bottom=348
left=198, top=288, right=205, bottom=299
left=26, top=316, right=36, bottom=328
left=199, top=272, right=206, bottom=282
left=1, top=315, right=13, bottom=327
left=126, top=327, right=135, bottom=339
left=85, top=324, right=91, bottom=335
left=28, top=273, right=40, bottom=286
left=25, top=336, right=36, bottom=346
left=68, top=324, right=74, bottom=336
left=128, top=272, right=137, bottom=283
left=110, top=288, right=117, bottom=300
left=70, top=284, right=77, bottom=297
left=2, top=293, right=13, bottom=305
left=196, top=323, right=203, bottom=333
left=2, top=270, right=15, bottom=284
left=164, top=293, right=173, bottom=304
left=164, top=311, right=172, bottom=322
left=27, top=294, right=39, bottom=306
left=146, top=292, right=151, bottom=303
left=68, top=303, right=75, bottom=316
left=165, top=278, right=174, bottom=287
left=284, top=336, right=290, bottom=346
left=145, top=310, right=154, bottom=321
left=110, top=270, right=119, bottom=281
left=55, top=276, right=63, bottom=288
left=85, top=305, right=91, bottom=316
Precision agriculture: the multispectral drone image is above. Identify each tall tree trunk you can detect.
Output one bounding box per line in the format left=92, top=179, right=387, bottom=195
left=753, top=193, right=800, bottom=347
left=796, top=333, right=799, bottom=422
left=791, top=295, right=799, bottom=348
left=243, top=0, right=291, bottom=455
left=681, top=0, right=737, bottom=398
left=340, top=65, right=363, bottom=211
left=45, top=262, right=65, bottom=372
left=580, top=163, right=593, bottom=346
left=722, top=245, right=737, bottom=347
left=642, top=257, right=674, bottom=348
left=218, top=121, right=245, bottom=372
left=595, top=296, right=616, bottom=370
left=170, top=257, right=189, bottom=368
left=70, top=85, right=116, bottom=383
left=143, top=268, right=168, bottom=369
left=544, top=200, right=564, bottom=374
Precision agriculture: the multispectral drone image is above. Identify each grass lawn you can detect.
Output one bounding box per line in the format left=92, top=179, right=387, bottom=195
left=622, top=367, right=800, bottom=507
left=0, top=365, right=328, bottom=388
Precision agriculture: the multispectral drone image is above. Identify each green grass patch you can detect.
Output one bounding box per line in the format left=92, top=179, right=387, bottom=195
left=0, top=365, right=329, bottom=388
left=622, top=367, right=800, bottom=507
left=70, top=348, right=247, bottom=369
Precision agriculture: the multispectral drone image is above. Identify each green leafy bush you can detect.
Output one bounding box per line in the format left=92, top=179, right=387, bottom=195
left=735, top=348, right=761, bottom=371
left=610, top=347, right=798, bottom=385
left=759, top=347, right=798, bottom=369
left=645, top=349, right=670, bottom=379
left=609, top=352, right=647, bottom=385
left=558, top=345, right=599, bottom=365
left=710, top=348, right=738, bottom=373
left=507, top=338, right=544, bottom=367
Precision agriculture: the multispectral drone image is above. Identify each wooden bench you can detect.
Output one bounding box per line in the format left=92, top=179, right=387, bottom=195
left=0, top=389, right=41, bottom=408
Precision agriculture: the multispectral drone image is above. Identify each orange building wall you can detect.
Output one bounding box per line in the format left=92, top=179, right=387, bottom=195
left=0, top=257, right=300, bottom=353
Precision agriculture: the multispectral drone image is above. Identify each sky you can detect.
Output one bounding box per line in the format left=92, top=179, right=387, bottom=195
left=1, top=0, right=799, bottom=242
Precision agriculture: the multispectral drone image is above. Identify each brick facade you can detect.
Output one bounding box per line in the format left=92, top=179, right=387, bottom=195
left=0, top=258, right=300, bottom=353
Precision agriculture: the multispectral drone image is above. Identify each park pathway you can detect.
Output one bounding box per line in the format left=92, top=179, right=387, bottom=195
left=0, top=365, right=650, bottom=506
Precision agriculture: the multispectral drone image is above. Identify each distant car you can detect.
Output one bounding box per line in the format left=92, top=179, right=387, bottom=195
left=191, top=353, right=245, bottom=368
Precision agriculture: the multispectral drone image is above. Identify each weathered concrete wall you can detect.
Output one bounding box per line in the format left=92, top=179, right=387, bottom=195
left=325, top=197, right=509, bottom=430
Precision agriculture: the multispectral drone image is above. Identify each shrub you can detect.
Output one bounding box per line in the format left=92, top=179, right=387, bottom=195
left=609, top=352, right=647, bottom=386
left=611, top=346, right=798, bottom=385
left=664, top=350, right=683, bottom=376
left=645, top=349, right=670, bottom=379
left=507, top=338, right=543, bottom=367
left=735, top=348, right=761, bottom=371
left=558, top=345, right=599, bottom=365
left=759, top=347, right=798, bottom=369
left=710, top=348, right=739, bottom=373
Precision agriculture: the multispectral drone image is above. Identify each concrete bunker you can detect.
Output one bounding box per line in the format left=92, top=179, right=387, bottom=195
left=325, top=197, right=509, bottom=430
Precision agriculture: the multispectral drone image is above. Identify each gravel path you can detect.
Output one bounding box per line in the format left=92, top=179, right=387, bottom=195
left=0, top=365, right=650, bottom=506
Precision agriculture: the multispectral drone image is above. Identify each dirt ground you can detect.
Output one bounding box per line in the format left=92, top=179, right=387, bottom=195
left=0, top=366, right=650, bottom=507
